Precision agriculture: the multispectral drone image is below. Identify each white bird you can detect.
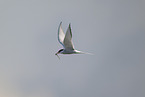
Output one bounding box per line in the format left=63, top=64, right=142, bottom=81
left=55, top=22, right=91, bottom=59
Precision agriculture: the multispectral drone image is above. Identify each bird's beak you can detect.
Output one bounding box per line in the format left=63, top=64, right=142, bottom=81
left=55, top=52, right=60, bottom=59
left=55, top=52, right=59, bottom=55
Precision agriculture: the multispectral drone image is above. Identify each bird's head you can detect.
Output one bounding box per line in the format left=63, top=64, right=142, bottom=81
left=55, top=49, right=64, bottom=55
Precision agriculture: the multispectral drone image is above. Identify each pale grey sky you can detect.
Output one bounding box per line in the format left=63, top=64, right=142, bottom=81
left=0, top=0, right=145, bottom=97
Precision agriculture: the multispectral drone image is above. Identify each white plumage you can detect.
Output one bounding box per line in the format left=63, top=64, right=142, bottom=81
left=55, top=22, right=91, bottom=59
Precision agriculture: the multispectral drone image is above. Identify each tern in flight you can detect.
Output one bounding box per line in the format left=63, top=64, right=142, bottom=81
left=55, top=22, right=91, bottom=59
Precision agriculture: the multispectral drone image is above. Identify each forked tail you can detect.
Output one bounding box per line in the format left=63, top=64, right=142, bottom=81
left=75, top=50, right=93, bottom=55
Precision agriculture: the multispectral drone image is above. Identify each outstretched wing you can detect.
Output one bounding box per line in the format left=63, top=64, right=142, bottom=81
left=63, top=23, right=74, bottom=50
left=58, top=22, right=65, bottom=48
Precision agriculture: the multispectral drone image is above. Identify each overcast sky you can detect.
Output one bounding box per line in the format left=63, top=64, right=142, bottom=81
left=0, top=0, right=145, bottom=97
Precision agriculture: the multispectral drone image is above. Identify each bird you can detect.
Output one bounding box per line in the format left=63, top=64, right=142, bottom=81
left=55, top=22, right=91, bottom=59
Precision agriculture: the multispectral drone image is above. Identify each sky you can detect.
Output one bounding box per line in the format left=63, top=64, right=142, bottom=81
left=0, top=0, right=145, bottom=97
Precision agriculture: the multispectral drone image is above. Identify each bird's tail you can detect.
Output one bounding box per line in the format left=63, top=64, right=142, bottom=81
left=75, top=50, right=93, bottom=55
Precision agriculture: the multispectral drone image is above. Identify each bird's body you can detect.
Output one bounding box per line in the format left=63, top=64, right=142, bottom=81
left=58, top=49, right=82, bottom=54
left=55, top=22, right=91, bottom=58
